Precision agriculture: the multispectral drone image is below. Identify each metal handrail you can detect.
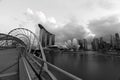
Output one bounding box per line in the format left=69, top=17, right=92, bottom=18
left=26, top=54, right=57, bottom=80
left=25, top=55, right=42, bottom=80
left=22, top=56, right=32, bottom=80
left=32, top=54, right=82, bottom=80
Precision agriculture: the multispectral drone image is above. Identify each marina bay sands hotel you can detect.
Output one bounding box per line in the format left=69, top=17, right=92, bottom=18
left=38, top=24, right=55, bottom=47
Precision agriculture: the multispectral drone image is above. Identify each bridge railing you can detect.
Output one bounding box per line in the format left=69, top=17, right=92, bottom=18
left=25, top=53, right=82, bottom=80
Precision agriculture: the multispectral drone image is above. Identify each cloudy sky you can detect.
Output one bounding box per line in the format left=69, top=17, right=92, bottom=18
left=1, top=0, right=120, bottom=43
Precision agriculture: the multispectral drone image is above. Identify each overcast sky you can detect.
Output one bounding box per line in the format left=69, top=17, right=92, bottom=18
left=0, top=0, right=120, bottom=43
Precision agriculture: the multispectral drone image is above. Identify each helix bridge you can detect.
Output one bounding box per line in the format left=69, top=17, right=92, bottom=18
left=0, top=24, right=82, bottom=80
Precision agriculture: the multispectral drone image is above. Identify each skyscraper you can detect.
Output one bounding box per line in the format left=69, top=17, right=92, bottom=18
left=115, top=33, right=120, bottom=50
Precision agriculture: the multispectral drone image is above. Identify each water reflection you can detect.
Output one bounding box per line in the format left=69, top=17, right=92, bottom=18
left=46, top=51, right=120, bottom=80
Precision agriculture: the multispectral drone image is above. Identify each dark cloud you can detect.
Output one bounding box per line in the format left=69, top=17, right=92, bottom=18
left=24, top=9, right=120, bottom=44
left=23, top=9, right=90, bottom=44
left=52, top=19, right=88, bottom=43
left=88, top=15, right=120, bottom=41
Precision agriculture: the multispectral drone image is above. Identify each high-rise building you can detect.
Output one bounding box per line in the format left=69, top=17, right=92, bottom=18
left=110, top=35, right=114, bottom=49
left=37, top=24, right=55, bottom=47
left=91, top=38, right=99, bottom=50
left=78, top=39, right=83, bottom=50
left=115, top=33, right=120, bottom=50
left=99, top=37, right=104, bottom=50
left=83, top=39, right=88, bottom=50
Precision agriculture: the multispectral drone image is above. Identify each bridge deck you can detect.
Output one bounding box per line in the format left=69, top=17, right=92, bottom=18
left=0, top=48, right=19, bottom=80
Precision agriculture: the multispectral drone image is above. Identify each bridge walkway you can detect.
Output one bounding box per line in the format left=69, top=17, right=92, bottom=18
left=0, top=48, right=19, bottom=80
